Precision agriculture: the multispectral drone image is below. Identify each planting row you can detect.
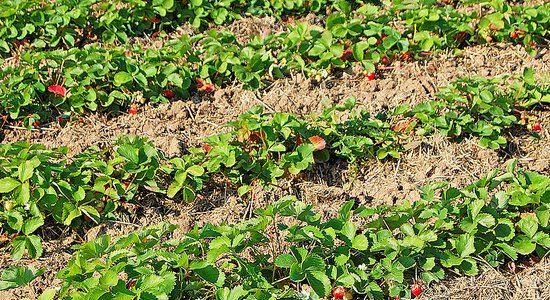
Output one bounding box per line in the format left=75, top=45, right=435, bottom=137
left=3, top=160, right=549, bottom=299
left=0, top=0, right=352, bottom=53
left=2, top=1, right=549, bottom=122
left=0, top=73, right=547, bottom=260
left=1, top=0, right=531, bottom=54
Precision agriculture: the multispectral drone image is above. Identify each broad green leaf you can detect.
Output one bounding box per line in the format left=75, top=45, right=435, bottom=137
left=113, top=72, right=133, bottom=86
left=18, top=160, right=34, bottom=182
left=190, top=262, right=225, bottom=287
left=0, top=178, right=20, bottom=193
left=352, top=234, right=369, bottom=251
left=513, top=235, right=536, bottom=255
left=186, top=165, right=204, bottom=176
left=517, top=215, right=538, bottom=238
left=307, top=271, right=331, bottom=297
left=26, top=235, right=43, bottom=258
left=495, top=219, right=514, bottom=241
left=455, top=234, right=475, bottom=258
left=0, top=266, right=44, bottom=291
left=275, top=254, right=297, bottom=268
left=22, top=217, right=44, bottom=235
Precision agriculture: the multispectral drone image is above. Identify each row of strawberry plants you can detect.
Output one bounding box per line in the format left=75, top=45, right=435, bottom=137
left=1, top=0, right=510, bottom=54
left=0, top=0, right=371, bottom=54
left=2, top=1, right=548, bottom=123
left=0, top=73, right=546, bottom=260
left=13, top=160, right=549, bottom=299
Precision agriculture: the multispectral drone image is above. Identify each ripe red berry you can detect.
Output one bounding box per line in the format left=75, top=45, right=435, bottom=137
left=129, top=104, right=138, bottom=115
left=33, top=121, right=40, bottom=128
left=341, top=48, right=353, bottom=61
left=332, top=286, right=346, bottom=299
left=366, top=72, right=376, bottom=81
left=202, top=143, right=212, bottom=153
left=510, top=31, right=518, bottom=39
left=48, top=85, right=67, bottom=97
left=381, top=56, right=390, bottom=65
left=411, top=283, right=422, bottom=297
left=532, top=121, right=541, bottom=131
left=163, top=90, right=175, bottom=98
left=530, top=41, right=536, bottom=48
left=308, top=135, right=326, bottom=150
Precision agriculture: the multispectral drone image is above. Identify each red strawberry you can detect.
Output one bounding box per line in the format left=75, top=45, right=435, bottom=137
left=532, top=121, right=541, bottom=131
left=129, top=104, right=138, bottom=115
left=122, top=181, right=130, bottom=191
left=341, top=48, right=353, bottom=61
left=332, top=286, right=345, bottom=299
left=48, top=85, right=67, bottom=97
left=510, top=31, right=518, bottom=39
left=308, top=135, right=326, bottom=150
left=202, top=143, right=212, bottom=153
left=366, top=72, right=376, bottom=81
left=163, top=90, right=175, bottom=98
left=411, top=283, right=422, bottom=297
left=196, top=78, right=216, bottom=93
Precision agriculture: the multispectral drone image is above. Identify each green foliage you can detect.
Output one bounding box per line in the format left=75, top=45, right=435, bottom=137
left=0, top=266, right=43, bottom=291
left=2, top=2, right=550, bottom=122
left=42, top=161, right=549, bottom=299
left=0, top=73, right=545, bottom=259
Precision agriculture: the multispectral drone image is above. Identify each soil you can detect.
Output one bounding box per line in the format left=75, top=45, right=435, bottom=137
left=1, top=15, right=550, bottom=300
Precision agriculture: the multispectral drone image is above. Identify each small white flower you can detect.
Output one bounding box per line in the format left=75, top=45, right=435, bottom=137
left=298, top=289, right=311, bottom=300
left=358, top=263, right=367, bottom=270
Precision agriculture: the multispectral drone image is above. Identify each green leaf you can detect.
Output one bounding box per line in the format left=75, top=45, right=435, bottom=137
left=26, top=235, right=43, bottom=258
left=38, top=289, right=57, bottom=300
left=187, top=165, right=204, bottom=176
left=190, top=262, right=225, bottom=287
left=216, top=286, right=248, bottom=300
left=496, top=242, right=518, bottom=260
left=307, top=271, right=331, bottom=297
left=11, top=237, right=26, bottom=260
left=22, top=217, right=44, bottom=235
left=476, top=213, right=495, bottom=228
left=275, top=254, right=297, bottom=268
left=513, top=235, right=536, bottom=255
left=460, top=258, right=479, bottom=276
left=420, top=257, right=436, bottom=271
left=18, top=160, right=34, bottom=182
left=517, top=216, right=538, bottom=238
left=455, top=234, right=475, bottom=258
left=495, top=219, right=515, bottom=241
left=469, top=199, right=484, bottom=220
left=352, top=234, right=369, bottom=251
left=302, top=254, right=325, bottom=272
left=113, top=72, right=133, bottom=86
left=0, top=178, right=20, bottom=193
left=99, top=270, right=119, bottom=287
left=523, top=67, right=535, bottom=85
left=0, top=266, right=44, bottom=291
left=117, top=144, right=139, bottom=164
left=237, top=185, right=251, bottom=197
